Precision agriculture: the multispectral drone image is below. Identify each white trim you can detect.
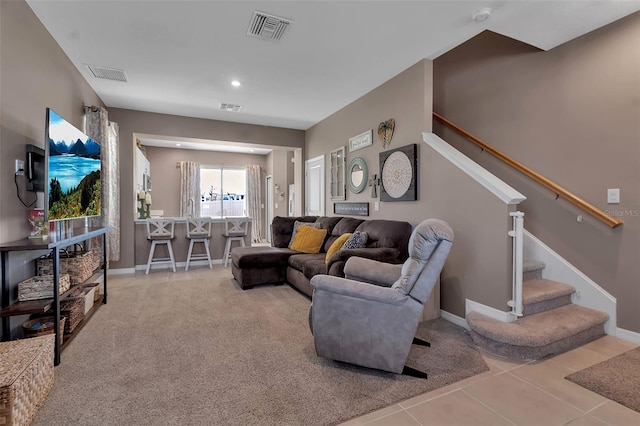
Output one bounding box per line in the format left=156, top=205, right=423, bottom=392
left=107, top=267, right=136, bottom=275
left=440, top=310, right=470, bottom=330
left=523, top=229, right=616, bottom=334
left=422, top=133, right=526, bottom=205
left=466, top=299, right=518, bottom=323
left=136, top=259, right=224, bottom=271
left=616, top=328, right=640, bottom=344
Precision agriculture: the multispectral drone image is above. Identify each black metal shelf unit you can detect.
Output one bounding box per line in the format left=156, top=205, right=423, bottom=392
left=0, top=226, right=107, bottom=365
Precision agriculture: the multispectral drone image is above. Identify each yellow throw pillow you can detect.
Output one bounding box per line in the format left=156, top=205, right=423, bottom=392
left=325, top=233, right=352, bottom=263
left=290, top=226, right=328, bottom=254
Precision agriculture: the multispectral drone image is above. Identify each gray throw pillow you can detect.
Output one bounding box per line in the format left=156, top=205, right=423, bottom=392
left=288, top=221, right=322, bottom=248
left=341, top=231, right=368, bottom=249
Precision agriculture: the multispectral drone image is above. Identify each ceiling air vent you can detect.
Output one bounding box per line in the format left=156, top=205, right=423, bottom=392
left=86, top=65, right=127, bottom=82
left=246, top=11, right=292, bottom=41
left=219, top=103, right=243, bottom=113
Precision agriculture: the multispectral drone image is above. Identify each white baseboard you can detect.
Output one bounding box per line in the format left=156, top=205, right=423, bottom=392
left=107, top=267, right=136, bottom=275
left=134, top=258, right=225, bottom=271
left=440, top=310, right=470, bottom=330
left=466, top=299, right=517, bottom=323
left=616, top=327, right=640, bottom=344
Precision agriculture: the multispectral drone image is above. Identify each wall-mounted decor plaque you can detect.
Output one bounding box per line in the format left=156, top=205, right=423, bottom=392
left=333, top=202, right=369, bottom=216
left=348, top=130, right=373, bottom=152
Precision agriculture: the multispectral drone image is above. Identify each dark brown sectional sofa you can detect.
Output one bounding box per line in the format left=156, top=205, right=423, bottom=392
left=231, top=215, right=412, bottom=297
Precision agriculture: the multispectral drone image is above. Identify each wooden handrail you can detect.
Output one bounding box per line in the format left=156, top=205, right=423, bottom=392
left=433, top=112, right=622, bottom=228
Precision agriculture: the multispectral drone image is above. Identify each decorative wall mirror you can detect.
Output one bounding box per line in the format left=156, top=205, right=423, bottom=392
left=329, top=147, right=346, bottom=200
left=348, top=157, right=368, bottom=194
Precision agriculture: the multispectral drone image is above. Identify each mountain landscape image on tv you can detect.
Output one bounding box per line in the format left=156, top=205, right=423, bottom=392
left=47, top=108, right=101, bottom=221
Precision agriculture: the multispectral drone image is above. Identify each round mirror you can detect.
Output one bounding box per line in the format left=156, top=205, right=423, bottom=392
left=347, top=157, right=368, bottom=194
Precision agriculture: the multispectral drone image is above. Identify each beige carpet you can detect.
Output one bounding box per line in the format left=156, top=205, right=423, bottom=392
left=566, top=347, right=640, bottom=413
left=32, top=268, right=488, bottom=426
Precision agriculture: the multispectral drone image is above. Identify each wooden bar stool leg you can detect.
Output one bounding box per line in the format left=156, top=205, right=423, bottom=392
left=185, top=240, right=195, bottom=271
left=204, top=239, right=213, bottom=269
left=167, top=241, right=177, bottom=272
left=146, top=241, right=157, bottom=274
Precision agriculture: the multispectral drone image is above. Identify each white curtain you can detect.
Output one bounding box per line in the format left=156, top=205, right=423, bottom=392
left=247, top=165, right=263, bottom=242
left=179, top=161, right=201, bottom=217
left=84, top=106, right=120, bottom=262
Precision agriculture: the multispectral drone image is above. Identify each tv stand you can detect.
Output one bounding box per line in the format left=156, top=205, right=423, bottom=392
left=0, top=227, right=107, bottom=365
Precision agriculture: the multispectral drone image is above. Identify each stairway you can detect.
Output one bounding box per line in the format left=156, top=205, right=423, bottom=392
left=467, top=260, right=609, bottom=360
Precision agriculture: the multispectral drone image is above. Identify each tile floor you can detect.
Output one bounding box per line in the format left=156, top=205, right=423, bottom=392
left=341, top=335, right=640, bottom=426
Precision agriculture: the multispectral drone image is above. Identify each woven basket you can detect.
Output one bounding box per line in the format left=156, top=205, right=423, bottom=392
left=22, top=316, right=66, bottom=346
left=59, top=287, right=87, bottom=333
left=0, top=335, right=55, bottom=426
left=18, top=274, right=71, bottom=302
left=37, top=250, right=98, bottom=285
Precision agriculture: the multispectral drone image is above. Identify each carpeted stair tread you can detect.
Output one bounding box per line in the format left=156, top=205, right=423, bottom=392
left=467, top=304, right=608, bottom=348
left=523, top=279, right=574, bottom=305
left=523, top=259, right=545, bottom=273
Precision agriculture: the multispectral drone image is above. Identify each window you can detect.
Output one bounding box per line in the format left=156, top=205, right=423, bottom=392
left=200, top=166, right=247, bottom=218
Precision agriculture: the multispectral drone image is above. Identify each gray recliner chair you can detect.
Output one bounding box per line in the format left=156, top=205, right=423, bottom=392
left=309, top=218, right=454, bottom=377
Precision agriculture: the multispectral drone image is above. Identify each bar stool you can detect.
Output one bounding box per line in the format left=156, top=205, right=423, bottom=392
left=145, top=218, right=176, bottom=274
left=222, top=218, right=248, bottom=267
left=185, top=217, right=212, bottom=271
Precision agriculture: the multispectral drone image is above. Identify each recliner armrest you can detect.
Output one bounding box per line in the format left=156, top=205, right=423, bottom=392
left=344, top=257, right=402, bottom=287
left=310, top=275, right=408, bottom=305
left=325, top=247, right=400, bottom=275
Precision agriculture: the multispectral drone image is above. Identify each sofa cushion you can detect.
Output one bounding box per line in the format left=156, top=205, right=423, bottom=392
left=323, top=217, right=364, bottom=252
left=325, top=233, right=352, bottom=263
left=288, top=253, right=328, bottom=279
left=355, top=220, right=412, bottom=260
left=289, top=226, right=327, bottom=253
left=271, top=216, right=317, bottom=248
left=231, top=246, right=295, bottom=268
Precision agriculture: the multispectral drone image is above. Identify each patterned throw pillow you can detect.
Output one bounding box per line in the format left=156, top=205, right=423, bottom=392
left=288, top=221, right=321, bottom=248
left=341, top=231, right=368, bottom=249
left=325, top=233, right=353, bottom=263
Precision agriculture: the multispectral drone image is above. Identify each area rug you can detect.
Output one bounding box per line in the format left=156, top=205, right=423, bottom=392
left=565, top=347, right=640, bottom=413
left=32, top=269, right=488, bottom=426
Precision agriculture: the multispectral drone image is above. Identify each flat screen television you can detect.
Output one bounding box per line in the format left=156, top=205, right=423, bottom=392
left=45, top=108, right=101, bottom=221
left=26, top=144, right=45, bottom=192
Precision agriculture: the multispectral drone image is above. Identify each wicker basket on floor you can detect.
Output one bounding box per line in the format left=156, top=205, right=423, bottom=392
left=0, top=335, right=55, bottom=426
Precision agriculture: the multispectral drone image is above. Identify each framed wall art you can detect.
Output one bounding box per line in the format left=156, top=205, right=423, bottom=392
left=334, top=202, right=369, bottom=216
left=348, top=130, right=373, bottom=152
left=379, top=143, right=417, bottom=202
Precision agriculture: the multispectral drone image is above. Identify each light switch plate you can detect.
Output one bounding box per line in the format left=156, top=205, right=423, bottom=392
left=374, top=201, right=379, bottom=211
left=607, top=188, right=620, bottom=204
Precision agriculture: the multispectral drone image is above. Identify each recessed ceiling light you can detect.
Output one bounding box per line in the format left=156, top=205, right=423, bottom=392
left=176, top=143, right=181, bottom=147
left=249, top=149, right=255, bottom=152
left=231, top=80, right=241, bottom=87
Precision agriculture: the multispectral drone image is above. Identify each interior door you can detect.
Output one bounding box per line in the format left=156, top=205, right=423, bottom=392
left=305, top=155, right=325, bottom=216
left=265, top=175, right=273, bottom=242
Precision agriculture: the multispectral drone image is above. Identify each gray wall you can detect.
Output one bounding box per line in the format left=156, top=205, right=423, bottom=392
left=306, top=59, right=433, bottom=223
left=144, top=146, right=268, bottom=218
left=305, top=59, right=515, bottom=317
left=0, top=0, right=105, bottom=338
left=108, top=108, right=305, bottom=269
left=433, top=14, right=640, bottom=331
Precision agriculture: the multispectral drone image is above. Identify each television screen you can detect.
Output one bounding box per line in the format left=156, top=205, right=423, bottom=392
left=26, top=144, right=45, bottom=192
left=45, top=108, right=101, bottom=221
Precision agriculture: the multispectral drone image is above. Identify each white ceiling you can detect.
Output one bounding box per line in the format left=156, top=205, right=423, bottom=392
left=27, top=1, right=639, bottom=139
